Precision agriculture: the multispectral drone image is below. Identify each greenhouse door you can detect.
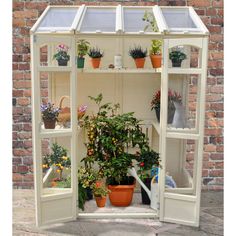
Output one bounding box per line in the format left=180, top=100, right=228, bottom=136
left=31, top=34, right=78, bottom=226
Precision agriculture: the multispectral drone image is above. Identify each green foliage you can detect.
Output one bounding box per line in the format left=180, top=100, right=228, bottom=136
left=43, top=143, right=71, bottom=180
left=78, top=183, right=87, bottom=211
left=129, top=46, right=147, bottom=59
left=88, top=47, right=104, bottom=58
left=136, top=148, right=160, bottom=180
left=82, top=93, right=151, bottom=184
left=92, top=182, right=110, bottom=197
left=142, top=11, right=159, bottom=33
left=40, top=102, right=60, bottom=121
left=169, top=50, right=187, bottom=62
left=150, top=39, right=162, bottom=55
left=56, top=176, right=71, bottom=188
left=53, top=44, right=70, bottom=62
left=77, top=39, right=90, bottom=58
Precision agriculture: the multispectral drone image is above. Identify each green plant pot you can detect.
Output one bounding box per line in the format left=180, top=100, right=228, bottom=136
left=77, top=57, right=85, bottom=68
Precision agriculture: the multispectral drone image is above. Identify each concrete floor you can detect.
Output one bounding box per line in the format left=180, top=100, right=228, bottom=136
left=13, top=190, right=223, bottom=236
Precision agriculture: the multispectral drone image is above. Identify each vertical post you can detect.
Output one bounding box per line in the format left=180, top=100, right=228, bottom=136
left=159, top=38, right=169, bottom=221
left=70, top=36, right=78, bottom=220
left=30, top=33, right=42, bottom=226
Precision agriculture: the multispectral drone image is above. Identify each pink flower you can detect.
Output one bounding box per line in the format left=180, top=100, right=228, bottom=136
left=79, top=105, right=88, bottom=113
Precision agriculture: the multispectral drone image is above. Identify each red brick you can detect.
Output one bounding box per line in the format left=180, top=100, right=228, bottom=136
left=215, top=162, right=224, bottom=169
left=202, top=169, right=208, bottom=177
left=205, top=128, right=223, bottom=136
left=17, top=165, right=29, bottom=174
left=19, top=63, right=30, bottom=71
left=216, top=145, right=224, bottom=152
left=203, top=161, right=215, bottom=169
left=13, top=2, right=25, bottom=10
left=211, top=18, right=223, bottom=26
left=206, top=8, right=217, bottom=16
left=13, top=149, right=32, bottom=157
left=23, top=174, right=34, bottom=182
left=13, top=157, right=22, bottom=165
left=210, top=103, right=223, bottom=111
left=13, top=89, right=24, bottom=97
left=189, top=0, right=211, bottom=7
left=209, top=69, right=224, bottom=76
left=207, top=26, right=222, bottom=33
left=25, top=2, right=47, bottom=10
left=24, top=141, right=32, bottom=148
left=13, top=18, right=25, bottom=27
left=17, top=132, right=32, bottom=139
left=17, top=98, right=30, bottom=106
left=195, top=9, right=205, bottom=15
left=212, top=0, right=223, bottom=7
left=210, top=86, right=223, bottom=94
left=210, top=34, right=223, bottom=43
left=204, top=144, right=217, bottom=152
left=217, top=9, right=224, bottom=17
left=13, top=173, right=23, bottom=182
left=23, top=157, right=33, bottom=165
left=14, top=10, right=38, bottom=19
left=209, top=169, right=223, bottom=177
left=206, top=94, right=223, bottom=102
left=14, top=81, right=31, bottom=89
left=23, top=89, right=31, bottom=97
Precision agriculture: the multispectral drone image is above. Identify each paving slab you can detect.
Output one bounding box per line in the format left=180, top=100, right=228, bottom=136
left=13, top=190, right=223, bottom=236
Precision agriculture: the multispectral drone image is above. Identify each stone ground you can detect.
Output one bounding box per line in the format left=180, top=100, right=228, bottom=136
left=13, top=190, right=223, bottom=236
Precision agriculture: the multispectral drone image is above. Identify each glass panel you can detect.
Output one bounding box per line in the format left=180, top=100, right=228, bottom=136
left=167, top=74, right=199, bottom=130
left=80, top=8, right=116, bottom=32
left=165, top=138, right=197, bottom=194
left=124, top=8, right=154, bottom=32
left=37, top=8, right=78, bottom=32
left=42, top=137, right=71, bottom=195
left=161, top=8, right=200, bottom=31
left=39, top=72, right=71, bottom=130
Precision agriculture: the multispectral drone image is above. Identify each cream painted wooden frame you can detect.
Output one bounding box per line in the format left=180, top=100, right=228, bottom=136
left=30, top=5, right=209, bottom=227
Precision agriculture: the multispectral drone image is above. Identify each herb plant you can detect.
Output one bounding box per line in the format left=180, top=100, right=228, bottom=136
left=77, top=39, right=90, bottom=58
left=88, top=47, right=104, bottom=58
left=129, top=46, right=147, bottom=59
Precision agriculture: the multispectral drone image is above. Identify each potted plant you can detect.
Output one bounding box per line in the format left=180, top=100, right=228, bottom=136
left=169, top=48, right=187, bottom=67
left=92, top=181, right=110, bottom=208
left=43, top=143, right=71, bottom=187
left=135, top=148, right=160, bottom=204
left=129, top=46, right=147, bottom=68
left=53, top=44, right=70, bottom=66
left=87, top=47, right=104, bottom=69
left=40, top=102, right=60, bottom=129
left=82, top=94, right=151, bottom=207
left=142, top=11, right=162, bottom=68
left=151, top=89, right=182, bottom=124
left=77, top=39, right=90, bottom=69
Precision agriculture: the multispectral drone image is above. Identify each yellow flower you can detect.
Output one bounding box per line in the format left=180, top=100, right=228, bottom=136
left=62, top=156, right=68, bottom=160
left=56, top=169, right=61, bottom=173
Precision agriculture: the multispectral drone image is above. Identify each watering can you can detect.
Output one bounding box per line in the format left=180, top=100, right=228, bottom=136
left=128, top=167, right=159, bottom=210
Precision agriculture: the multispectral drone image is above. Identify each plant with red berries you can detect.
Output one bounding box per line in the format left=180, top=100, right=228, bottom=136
left=135, top=146, right=160, bottom=181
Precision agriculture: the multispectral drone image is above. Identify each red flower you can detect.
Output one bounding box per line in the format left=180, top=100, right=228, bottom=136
left=140, top=162, right=145, bottom=167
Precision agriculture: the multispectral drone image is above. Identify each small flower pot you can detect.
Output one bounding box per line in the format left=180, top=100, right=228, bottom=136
left=77, top=57, right=85, bottom=68
left=57, top=59, right=68, bottom=66
left=134, top=58, right=145, bottom=68
left=43, top=118, right=56, bottom=129
left=150, top=54, right=162, bottom=68
left=95, top=196, right=107, bottom=207
left=171, top=59, right=183, bottom=67
left=91, top=58, right=101, bottom=69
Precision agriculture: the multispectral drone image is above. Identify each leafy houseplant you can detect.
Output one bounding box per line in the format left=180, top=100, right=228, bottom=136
left=169, top=49, right=187, bottom=67
left=82, top=94, right=151, bottom=206
left=92, top=182, right=110, bottom=207
left=43, top=143, right=71, bottom=184
left=53, top=44, right=70, bottom=66
left=142, top=11, right=162, bottom=68
left=77, top=39, right=90, bottom=68
left=40, top=102, right=60, bottom=129
left=129, top=46, right=147, bottom=68
left=151, top=89, right=182, bottom=124
left=87, top=47, right=104, bottom=68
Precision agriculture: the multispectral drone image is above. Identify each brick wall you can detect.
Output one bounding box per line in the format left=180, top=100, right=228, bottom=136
left=13, top=0, right=224, bottom=190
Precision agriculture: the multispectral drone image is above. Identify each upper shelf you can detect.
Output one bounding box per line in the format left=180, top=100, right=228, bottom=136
left=78, top=68, right=162, bottom=74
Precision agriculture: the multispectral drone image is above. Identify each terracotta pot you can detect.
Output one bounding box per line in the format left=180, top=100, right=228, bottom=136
left=91, top=58, right=101, bottom=68
left=150, top=54, right=162, bottom=68
left=134, top=58, right=145, bottom=68
left=95, top=196, right=107, bottom=207
left=108, top=183, right=135, bottom=207
left=43, top=118, right=56, bottom=129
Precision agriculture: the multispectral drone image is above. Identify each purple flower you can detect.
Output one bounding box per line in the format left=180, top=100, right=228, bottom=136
left=79, top=105, right=88, bottom=113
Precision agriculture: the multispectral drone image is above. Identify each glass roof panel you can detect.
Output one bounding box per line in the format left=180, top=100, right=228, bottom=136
left=123, top=8, right=155, bottom=33
left=79, top=8, right=116, bottom=32
left=161, top=8, right=200, bottom=31
left=37, top=8, right=78, bottom=32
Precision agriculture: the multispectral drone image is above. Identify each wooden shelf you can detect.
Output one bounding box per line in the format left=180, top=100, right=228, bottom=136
left=168, top=68, right=202, bottom=74
left=77, top=68, right=162, bottom=74
left=38, top=66, right=72, bottom=72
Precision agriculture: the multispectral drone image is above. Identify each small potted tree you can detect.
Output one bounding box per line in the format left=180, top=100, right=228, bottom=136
left=169, top=48, right=187, bottom=67
left=82, top=94, right=151, bottom=207
left=142, top=11, right=162, bottom=68
left=88, top=47, right=104, bottom=69
left=43, top=142, right=71, bottom=187
left=77, top=39, right=90, bottom=69
left=53, top=44, right=70, bottom=66
left=129, top=46, right=147, bottom=68
left=40, top=102, right=60, bottom=129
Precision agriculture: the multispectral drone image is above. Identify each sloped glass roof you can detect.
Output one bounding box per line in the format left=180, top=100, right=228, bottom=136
left=32, top=5, right=208, bottom=35
left=37, top=7, right=78, bottom=32
left=79, top=8, right=116, bottom=33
